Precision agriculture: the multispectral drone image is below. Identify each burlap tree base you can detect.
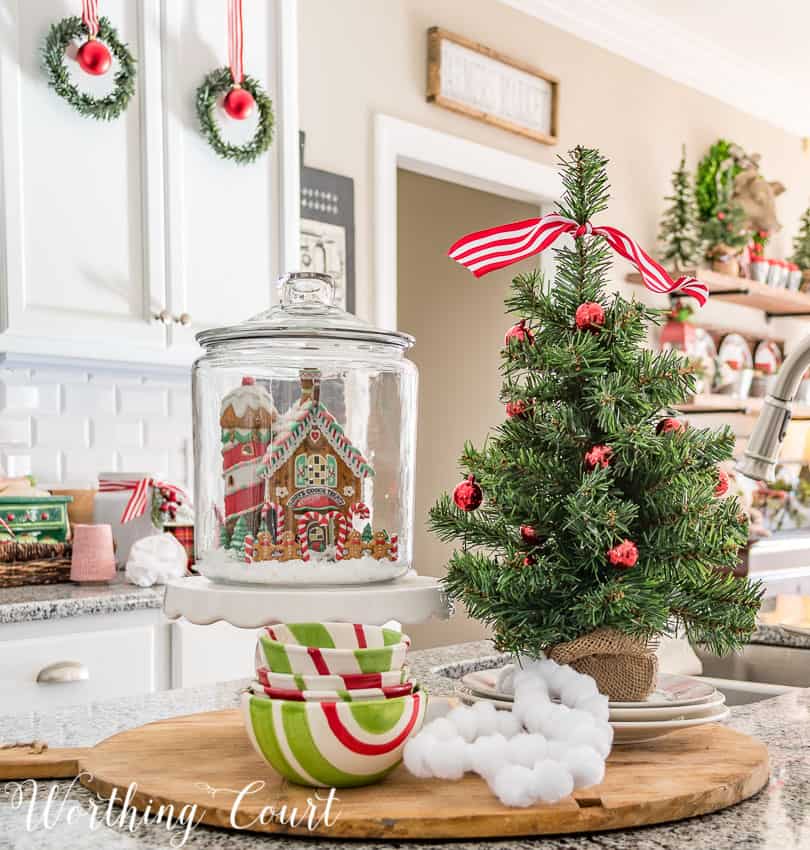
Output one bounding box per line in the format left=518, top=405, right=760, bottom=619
left=548, top=628, right=658, bottom=702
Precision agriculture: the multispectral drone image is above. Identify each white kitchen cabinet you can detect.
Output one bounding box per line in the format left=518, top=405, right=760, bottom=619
left=0, top=0, right=299, bottom=367
left=171, top=620, right=258, bottom=689
left=0, top=609, right=170, bottom=713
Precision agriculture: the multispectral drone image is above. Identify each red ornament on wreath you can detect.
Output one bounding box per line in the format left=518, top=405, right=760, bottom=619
left=520, top=524, right=540, bottom=545
left=607, top=539, right=638, bottom=568
left=77, top=37, right=111, bottom=75
left=224, top=85, right=255, bottom=120
left=453, top=475, right=483, bottom=511
left=656, top=417, right=685, bottom=435
left=575, top=302, right=605, bottom=331
left=584, top=444, right=613, bottom=470
left=504, top=319, right=534, bottom=346
left=715, top=468, right=730, bottom=497
left=506, top=399, right=527, bottom=418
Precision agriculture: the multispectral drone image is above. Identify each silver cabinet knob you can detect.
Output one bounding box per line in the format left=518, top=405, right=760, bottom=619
left=36, top=660, right=89, bottom=684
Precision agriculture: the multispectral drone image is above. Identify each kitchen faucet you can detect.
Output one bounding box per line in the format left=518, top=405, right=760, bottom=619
left=736, top=334, right=810, bottom=481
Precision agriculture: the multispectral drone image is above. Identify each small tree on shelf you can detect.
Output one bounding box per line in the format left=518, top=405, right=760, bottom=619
left=230, top=515, right=249, bottom=555
left=658, top=146, right=701, bottom=271
left=790, top=204, right=810, bottom=273
left=429, top=147, right=761, bottom=695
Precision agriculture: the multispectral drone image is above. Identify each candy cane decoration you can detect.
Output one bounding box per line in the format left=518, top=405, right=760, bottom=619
left=349, top=502, right=370, bottom=529
left=322, top=510, right=348, bottom=561
left=261, top=501, right=286, bottom=543
left=297, top=511, right=326, bottom=562
left=244, top=534, right=254, bottom=564
left=388, top=534, right=398, bottom=562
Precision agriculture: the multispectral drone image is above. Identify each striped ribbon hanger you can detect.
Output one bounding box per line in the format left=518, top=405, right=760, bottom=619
left=81, top=0, right=100, bottom=37
left=448, top=213, right=709, bottom=307
left=99, top=478, right=187, bottom=524
left=228, top=0, right=245, bottom=85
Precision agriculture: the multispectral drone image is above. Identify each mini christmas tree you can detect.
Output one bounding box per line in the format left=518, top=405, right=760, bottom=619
left=429, top=147, right=761, bottom=691
left=658, top=146, right=701, bottom=271
left=219, top=524, right=231, bottom=549
left=790, top=204, right=810, bottom=272
left=230, top=515, right=249, bottom=555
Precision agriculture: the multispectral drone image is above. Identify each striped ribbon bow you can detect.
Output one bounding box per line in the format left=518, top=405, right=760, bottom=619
left=448, top=213, right=708, bottom=307
left=228, top=0, right=245, bottom=85
left=81, top=0, right=100, bottom=37
left=98, top=478, right=186, bottom=524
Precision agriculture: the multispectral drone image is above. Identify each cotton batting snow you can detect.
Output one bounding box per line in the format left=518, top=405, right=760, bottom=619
left=403, top=655, right=612, bottom=807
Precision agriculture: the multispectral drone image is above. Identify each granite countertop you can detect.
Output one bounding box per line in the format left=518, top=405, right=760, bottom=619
left=0, top=575, right=164, bottom=625
left=1, top=639, right=808, bottom=849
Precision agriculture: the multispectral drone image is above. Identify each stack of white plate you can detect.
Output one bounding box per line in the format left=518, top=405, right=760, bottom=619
left=459, top=668, right=730, bottom=744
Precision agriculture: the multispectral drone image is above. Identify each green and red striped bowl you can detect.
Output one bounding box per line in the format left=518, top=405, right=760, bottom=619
left=241, top=688, right=427, bottom=787
left=256, top=622, right=410, bottom=676
left=256, top=667, right=409, bottom=692
left=248, top=679, right=416, bottom=702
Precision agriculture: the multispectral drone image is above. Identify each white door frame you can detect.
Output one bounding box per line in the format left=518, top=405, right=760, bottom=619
left=373, top=114, right=562, bottom=330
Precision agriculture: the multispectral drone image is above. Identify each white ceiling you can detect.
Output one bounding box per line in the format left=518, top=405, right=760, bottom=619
left=500, top=0, right=810, bottom=136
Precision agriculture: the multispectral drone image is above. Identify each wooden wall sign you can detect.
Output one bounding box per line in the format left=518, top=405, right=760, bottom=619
left=427, top=27, right=558, bottom=145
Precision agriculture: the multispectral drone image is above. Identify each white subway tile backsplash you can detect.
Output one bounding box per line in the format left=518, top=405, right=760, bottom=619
left=63, top=449, right=116, bottom=482
left=0, top=383, right=39, bottom=411
left=0, top=417, right=31, bottom=446
left=118, top=386, right=168, bottom=417
left=0, top=366, right=191, bottom=486
left=35, top=415, right=88, bottom=448
left=63, top=383, right=116, bottom=416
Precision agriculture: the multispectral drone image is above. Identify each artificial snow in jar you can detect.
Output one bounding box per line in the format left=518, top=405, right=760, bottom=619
left=192, top=272, right=417, bottom=585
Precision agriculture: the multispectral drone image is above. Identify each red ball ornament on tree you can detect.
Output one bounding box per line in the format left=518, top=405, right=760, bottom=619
left=656, top=417, right=685, bottom=435
left=76, top=39, right=112, bottom=76
left=607, top=539, right=638, bottom=568
left=504, top=319, right=534, bottom=346
left=453, top=475, right=483, bottom=512
left=522, top=554, right=536, bottom=568
left=520, top=524, right=540, bottom=545
left=715, top=468, right=730, bottom=497
left=223, top=86, right=256, bottom=120
left=506, top=399, right=527, bottom=418
left=584, top=444, right=613, bottom=471
left=575, top=302, right=605, bottom=331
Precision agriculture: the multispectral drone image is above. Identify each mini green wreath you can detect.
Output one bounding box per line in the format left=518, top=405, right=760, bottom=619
left=195, top=67, right=274, bottom=165
left=43, top=16, right=136, bottom=121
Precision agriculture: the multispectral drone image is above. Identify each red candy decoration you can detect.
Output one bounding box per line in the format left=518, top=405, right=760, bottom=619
left=522, top=554, right=536, bottom=567
left=584, top=444, right=613, bottom=471
left=607, top=539, right=638, bottom=568
left=77, top=39, right=112, bottom=76
left=657, top=417, right=685, bottom=435
left=520, top=525, right=540, bottom=545
left=223, top=86, right=256, bottom=120
left=160, top=502, right=170, bottom=513
left=575, top=302, right=605, bottom=331
left=504, top=319, right=534, bottom=346
left=506, top=399, right=527, bottom=418
left=715, top=468, right=730, bottom=497
left=453, top=475, right=483, bottom=512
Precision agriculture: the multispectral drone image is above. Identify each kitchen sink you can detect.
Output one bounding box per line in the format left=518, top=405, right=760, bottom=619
left=695, top=675, right=797, bottom=706
left=695, top=643, right=810, bottom=689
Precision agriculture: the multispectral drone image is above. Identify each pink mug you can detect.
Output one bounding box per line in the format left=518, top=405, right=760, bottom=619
left=71, top=524, right=116, bottom=582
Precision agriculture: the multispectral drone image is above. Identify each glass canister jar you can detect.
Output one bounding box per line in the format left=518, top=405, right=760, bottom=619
left=192, top=272, right=418, bottom=585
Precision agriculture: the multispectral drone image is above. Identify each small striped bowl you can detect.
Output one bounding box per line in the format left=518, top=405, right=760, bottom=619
left=256, top=622, right=410, bottom=676
left=241, top=689, right=426, bottom=787
left=256, top=667, right=409, bottom=692
left=248, top=679, right=416, bottom=703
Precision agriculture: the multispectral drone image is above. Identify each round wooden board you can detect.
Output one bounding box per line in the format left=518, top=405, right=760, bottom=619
left=77, top=708, right=768, bottom=840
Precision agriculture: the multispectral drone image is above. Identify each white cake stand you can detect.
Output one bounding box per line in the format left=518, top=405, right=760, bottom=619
left=163, top=571, right=451, bottom=628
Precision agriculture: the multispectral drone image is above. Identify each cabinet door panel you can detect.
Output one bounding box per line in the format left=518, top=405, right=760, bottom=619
left=0, top=0, right=167, bottom=360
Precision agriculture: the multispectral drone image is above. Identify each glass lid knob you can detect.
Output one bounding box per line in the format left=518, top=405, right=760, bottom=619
left=279, top=272, right=335, bottom=311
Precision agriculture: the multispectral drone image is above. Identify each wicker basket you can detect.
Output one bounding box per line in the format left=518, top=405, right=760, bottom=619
left=0, top=541, right=71, bottom=563
left=0, top=558, right=72, bottom=587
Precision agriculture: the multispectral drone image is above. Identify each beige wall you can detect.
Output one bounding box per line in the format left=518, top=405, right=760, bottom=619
left=397, top=171, right=539, bottom=647
left=299, top=0, right=810, bottom=343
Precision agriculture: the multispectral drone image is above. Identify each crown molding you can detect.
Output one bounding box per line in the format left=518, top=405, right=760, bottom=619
left=499, top=0, right=808, bottom=137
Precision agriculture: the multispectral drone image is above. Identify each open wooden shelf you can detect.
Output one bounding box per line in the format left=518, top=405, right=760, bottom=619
left=627, top=269, right=810, bottom=319
left=676, top=393, right=810, bottom=420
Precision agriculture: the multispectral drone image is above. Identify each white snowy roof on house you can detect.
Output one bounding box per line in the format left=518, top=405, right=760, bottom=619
left=220, top=379, right=277, bottom=420
left=258, top=398, right=374, bottom=479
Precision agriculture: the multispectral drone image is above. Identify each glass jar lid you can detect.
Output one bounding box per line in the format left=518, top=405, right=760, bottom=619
left=196, top=272, right=414, bottom=350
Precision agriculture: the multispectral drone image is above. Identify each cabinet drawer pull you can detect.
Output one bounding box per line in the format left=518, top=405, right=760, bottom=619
left=36, top=660, right=89, bottom=684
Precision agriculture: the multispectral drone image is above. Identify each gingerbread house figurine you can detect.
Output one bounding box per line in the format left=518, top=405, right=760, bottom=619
left=257, top=369, right=373, bottom=558
left=220, top=376, right=276, bottom=537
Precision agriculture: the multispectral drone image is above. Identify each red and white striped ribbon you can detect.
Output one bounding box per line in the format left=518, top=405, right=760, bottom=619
left=81, top=0, right=100, bottom=37
left=227, top=0, right=244, bottom=85
left=0, top=515, right=15, bottom=538
left=448, top=213, right=709, bottom=307
left=98, top=478, right=187, bottom=524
